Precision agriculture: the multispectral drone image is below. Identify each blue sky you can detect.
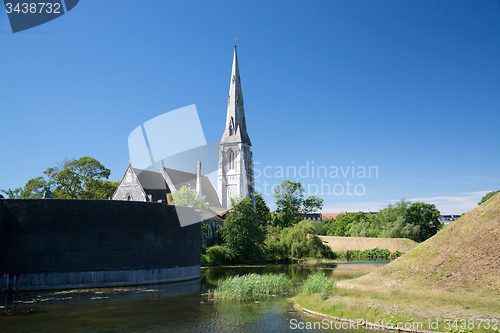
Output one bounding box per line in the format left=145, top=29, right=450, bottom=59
left=1, top=0, right=499, bottom=214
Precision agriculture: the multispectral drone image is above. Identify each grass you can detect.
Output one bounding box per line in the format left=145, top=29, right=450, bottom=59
left=303, top=272, right=336, bottom=300
left=211, top=273, right=291, bottom=301
left=295, top=287, right=500, bottom=333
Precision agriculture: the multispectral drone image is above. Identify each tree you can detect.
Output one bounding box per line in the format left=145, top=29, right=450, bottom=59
left=263, top=220, right=335, bottom=261
left=273, top=180, right=324, bottom=228
left=219, top=197, right=265, bottom=263
left=21, top=177, right=49, bottom=198
left=1, top=187, right=23, bottom=198
left=255, top=192, right=271, bottom=232
left=478, top=190, right=500, bottom=205
left=273, top=180, right=304, bottom=228
left=169, top=185, right=209, bottom=211
left=326, top=212, right=374, bottom=237
left=44, top=156, right=114, bottom=199
left=2, top=177, right=49, bottom=199
left=88, top=180, right=120, bottom=199
left=2, top=157, right=118, bottom=200
left=405, top=202, right=441, bottom=242
left=301, top=195, right=324, bottom=214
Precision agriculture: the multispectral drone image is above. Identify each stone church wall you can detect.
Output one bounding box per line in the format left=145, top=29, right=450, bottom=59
left=0, top=198, right=200, bottom=291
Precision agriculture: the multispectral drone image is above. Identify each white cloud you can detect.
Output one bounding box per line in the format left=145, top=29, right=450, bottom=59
left=408, top=191, right=490, bottom=214
left=322, top=191, right=491, bottom=215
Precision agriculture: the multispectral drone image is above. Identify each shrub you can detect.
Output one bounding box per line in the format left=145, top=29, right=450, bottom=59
left=206, top=245, right=233, bottom=264
left=263, top=221, right=337, bottom=261
left=303, top=271, right=336, bottom=299
left=336, top=248, right=401, bottom=260
left=201, top=254, right=209, bottom=264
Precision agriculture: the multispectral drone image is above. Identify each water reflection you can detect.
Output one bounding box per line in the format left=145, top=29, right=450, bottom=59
left=0, top=262, right=387, bottom=332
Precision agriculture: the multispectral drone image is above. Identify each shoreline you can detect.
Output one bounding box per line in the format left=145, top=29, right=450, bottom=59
left=294, top=301, right=445, bottom=333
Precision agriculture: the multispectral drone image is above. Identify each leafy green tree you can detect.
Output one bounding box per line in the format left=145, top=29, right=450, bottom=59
left=170, top=185, right=209, bottom=211
left=21, top=177, right=49, bottom=198
left=348, top=214, right=379, bottom=238
left=301, top=195, right=324, bottom=214
left=263, top=220, right=335, bottom=261
left=1, top=187, right=23, bottom=198
left=88, top=180, right=120, bottom=199
left=405, top=202, right=441, bottom=242
left=273, top=180, right=304, bottom=228
left=255, top=191, right=272, bottom=232
left=44, top=157, right=114, bottom=199
left=377, top=199, right=411, bottom=227
left=478, top=190, right=500, bottom=205
left=326, top=212, right=374, bottom=236
left=219, top=197, right=265, bottom=263
left=2, top=157, right=118, bottom=200
left=273, top=180, right=324, bottom=228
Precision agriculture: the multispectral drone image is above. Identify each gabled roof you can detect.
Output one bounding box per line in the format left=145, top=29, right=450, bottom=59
left=160, top=167, right=222, bottom=209
left=133, top=168, right=170, bottom=202
left=163, top=168, right=198, bottom=189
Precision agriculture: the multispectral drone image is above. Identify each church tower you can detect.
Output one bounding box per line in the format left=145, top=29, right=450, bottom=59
left=218, top=44, right=255, bottom=209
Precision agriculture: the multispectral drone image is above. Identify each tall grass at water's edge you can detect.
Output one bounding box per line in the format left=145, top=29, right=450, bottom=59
left=211, top=273, right=291, bottom=301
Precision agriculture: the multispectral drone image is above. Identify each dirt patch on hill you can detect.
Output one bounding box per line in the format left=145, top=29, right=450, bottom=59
left=317, top=235, right=418, bottom=252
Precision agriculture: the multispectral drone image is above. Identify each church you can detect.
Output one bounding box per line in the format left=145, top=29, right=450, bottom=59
left=112, top=45, right=255, bottom=231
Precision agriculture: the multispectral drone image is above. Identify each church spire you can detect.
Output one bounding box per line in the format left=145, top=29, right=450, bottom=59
left=221, top=44, right=251, bottom=146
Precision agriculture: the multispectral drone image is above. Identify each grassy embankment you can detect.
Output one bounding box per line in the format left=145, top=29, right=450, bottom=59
left=296, top=193, right=500, bottom=333
left=318, top=235, right=418, bottom=253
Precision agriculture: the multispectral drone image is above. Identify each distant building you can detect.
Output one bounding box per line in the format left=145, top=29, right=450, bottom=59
left=438, top=214, right=461, bottom=224
left=302, top=213, right=322, bottom=221
left=321, top=213, right=343, bottom=220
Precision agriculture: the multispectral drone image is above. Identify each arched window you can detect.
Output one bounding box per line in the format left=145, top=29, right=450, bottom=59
left=229, top=150, right=235, bottom=170
left=229, top=117, right=234, bottom=136
left=126, top=194, right=132, bottom=201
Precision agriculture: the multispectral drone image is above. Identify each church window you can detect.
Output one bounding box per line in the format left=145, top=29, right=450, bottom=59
left=126, top=194, right=132, bottom=201
left=229, top=117, right=234, bottom=136
left=228, top=150, right=235, bottom=170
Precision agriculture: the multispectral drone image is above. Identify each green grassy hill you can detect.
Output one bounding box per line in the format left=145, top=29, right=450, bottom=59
left=296, top=193, right=500, bottom=331
left=352, top=192, right=500, bottom=290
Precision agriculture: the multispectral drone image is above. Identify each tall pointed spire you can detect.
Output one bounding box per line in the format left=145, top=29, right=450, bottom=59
left=220, top=44, right=251, bottom=146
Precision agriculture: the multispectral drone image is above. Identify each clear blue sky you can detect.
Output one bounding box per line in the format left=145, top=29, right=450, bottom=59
left=1, top=0, right=499, bottom=214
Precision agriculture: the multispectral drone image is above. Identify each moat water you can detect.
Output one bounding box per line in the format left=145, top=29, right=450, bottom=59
left=0, top=262, right=388, bottom=332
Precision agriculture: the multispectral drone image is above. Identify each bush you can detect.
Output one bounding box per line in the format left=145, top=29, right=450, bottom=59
left=206, top=245, right=233, bottom=264
left=363, top=248, right=390, bottom=259
left=263, top=221, right=337, bottom=261
left=335, top=248, right=401, bottom=260
left=212, top=273, right=291, bottom=301
left=303, top=271, right=336, bottom=300
left=201, top=254, right=209, bottom=264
